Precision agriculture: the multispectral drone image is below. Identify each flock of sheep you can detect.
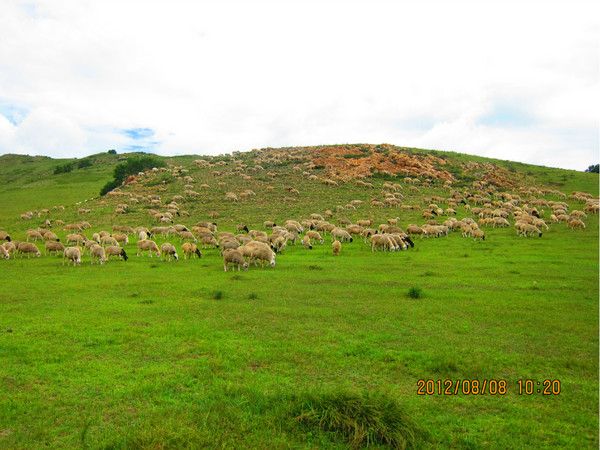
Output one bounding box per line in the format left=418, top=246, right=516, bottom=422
left=0, top=188, right=596, bottom=271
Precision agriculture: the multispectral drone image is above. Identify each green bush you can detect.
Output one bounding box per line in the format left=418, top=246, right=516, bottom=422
left=53, top=163, right=74, bottom=174
left=77, top=158, right=93, bottom=169
left=100, top=155, right=165, bottom=196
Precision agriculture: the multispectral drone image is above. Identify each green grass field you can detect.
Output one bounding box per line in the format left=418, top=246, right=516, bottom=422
left=0, top=146, right=598, bottom=449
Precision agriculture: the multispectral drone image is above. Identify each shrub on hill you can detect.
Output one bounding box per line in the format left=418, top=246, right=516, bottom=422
left=585, top=164, right=599, bottom=173
left=77, top=158, right=93, bottom=169
left=53, top=162, right=74, bottom=174
left=100, top=155, right=166, bottom=196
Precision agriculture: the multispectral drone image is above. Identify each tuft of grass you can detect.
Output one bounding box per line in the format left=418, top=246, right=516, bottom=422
left=248, top=292, right=258, bottom=300
left=294, top=391, right=425, bottom=449
left=407, top=287, right=423, bottom=299
left=212, top=290, right=223, bottom=300
left=308, top=265, right=323, bottom=271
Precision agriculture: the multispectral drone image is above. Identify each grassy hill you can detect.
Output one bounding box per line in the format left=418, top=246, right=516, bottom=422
left=0, top=145, right=598, bottom=448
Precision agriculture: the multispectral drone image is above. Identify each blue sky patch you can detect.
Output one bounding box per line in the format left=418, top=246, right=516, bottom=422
left=0, top=102, right=28, bottom=126
left=479, top=103, right=536, bottom=127
left=123, top=127, right=155, bottom=140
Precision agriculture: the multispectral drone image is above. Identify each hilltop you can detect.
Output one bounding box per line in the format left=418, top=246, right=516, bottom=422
left=0, top=144, right=596, bottom=229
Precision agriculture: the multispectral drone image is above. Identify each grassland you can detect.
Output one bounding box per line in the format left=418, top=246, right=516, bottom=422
left=0, top=146, right=598, bottom=448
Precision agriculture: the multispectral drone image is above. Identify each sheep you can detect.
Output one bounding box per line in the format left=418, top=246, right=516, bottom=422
left=112, top=233, right=129, bottom=245
left=0, top=231, right=11, bottom=242
left=236, top=224, right=250, bottom=233
left=200, top=234, right=219, bottom=248
left=332, top=240, right=342, bottom=256
left=271, top=235, right=287, bottom=253
left=137, top=239, right=161, bottom=257
left=90, top=244, right=107, bottom=264
left=222, top=249, right=249, bottom=272
left=570, top=210, right=587, bottom=219
left=263, top=221, right=276, bottom=228
left=239, top=241, right=276, bottom=267
left=45, top=241, right=65, bottom=255
left=568, top=218, right=586, bottom=229
left=105, top=245, right=128, bottom=261
left=179, top=230, right=197, bottom=242
left=17, top=242, right=41, bottom=258
left=2, top=241, right=16, bottom=255
left=346, top=224, right=364, bottom=236
left=370, top=234, right=393, bottom=252
left=160, top=243, right=179, bottom=261
left=138, top=231, right=149, bottom=241
left=26, top=230, right=44, bottom=242
left=302, top=235, right=313, bottom=250
left=220, top=239, right=240, bottom=252
left=356, top=219, right=372, bottom=227
left=331, top=227, right=353, bottom=242
left=113, top=225, right=134, bottom=234
left=306, top=230, right=324, bottom=244
left=518, top=224, right=543, bottom=237
left=406, top=224, right=424, bottom=235
left=101, top=236, right=119, bottom=247
left=63, top=246, right=82, bottom=265
left=472, top=229, right=486, bottom=241
left=67, top=233, right=87, bottom=246
left=0, top=245, right=9, bottom=259
left=182, top=242, right=202, bottom=259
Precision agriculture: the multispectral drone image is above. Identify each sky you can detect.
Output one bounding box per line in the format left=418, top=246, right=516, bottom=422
left=0, top=0, right=598, bottom=170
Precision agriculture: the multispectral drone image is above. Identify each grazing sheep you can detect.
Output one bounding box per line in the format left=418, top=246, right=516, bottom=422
left=236, top=224, right=250, bottom=233
left=67, top=233, right=87, bottom=246
left=101, top=236, right=119, bottom=247
left=160, top=243, right=179, bottom=261
left=370, top=234, right=393, bottom=252
left=112, top=225, right=134, bottom=234
left=105, top=245, right=128, bottom=261
left=0, top=245, right=9, bottom=259
left=17, top=242, right=41, bottom=258
left=137, top=239, right=161, bottom=257
left=239, top=241, right=276, bottom=267
left=112, top=233, right=129, bottom=245
left=406, top=224, right=424, bottom=235
left=220, top=239, right=240, bottom=252
left=222, top=249, right=249, bottom=272
left=45, top=241, right=65, bottom=255
left=41, top=230, right=60, bottom=241
left=182, top=242, right=202, bottom=259
left=472, top=229, right=486, bottom=241
left=63, top=246, right=82, bottom=265
left=200, top=234, right=219, bottom=248
left=568, top=218, right=586, bottom=229
left=302, top=235, right=313, bottom=249
left=332, top=240, right=342, bottom=256
left=263, top=221, right=276, bottom=228
left=518, top=224, right=543, bottom=237
left=26, top=230, right=44, bottom=242
left=271, top=235, right=287, bottom=253
left=331, top=227, right=353, bottom=242
left=0, top=231, right=12, bottom=241
left=2, top=241, right=16, bottom=255
left=306, top=230, right=324, bottom=244
left=138, top=231, right=149, bottom=241
left=90, top=244, right=107, bottom=264
left=179, top=230, right=197, bottom=242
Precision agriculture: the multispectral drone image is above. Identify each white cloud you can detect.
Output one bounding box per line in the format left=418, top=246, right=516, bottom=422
left=0, top=0, right=597, bottom=169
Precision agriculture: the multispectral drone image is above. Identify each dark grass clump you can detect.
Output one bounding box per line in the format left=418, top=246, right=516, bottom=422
left=248, top=292, right=258, bottom=300
left=308, top=265, right=323, bottom=271
left=212, top=291, right=223, bottom=300
left=294, top=391, right=424, bottom=449
left=407, top=287, right=423, bottom=299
